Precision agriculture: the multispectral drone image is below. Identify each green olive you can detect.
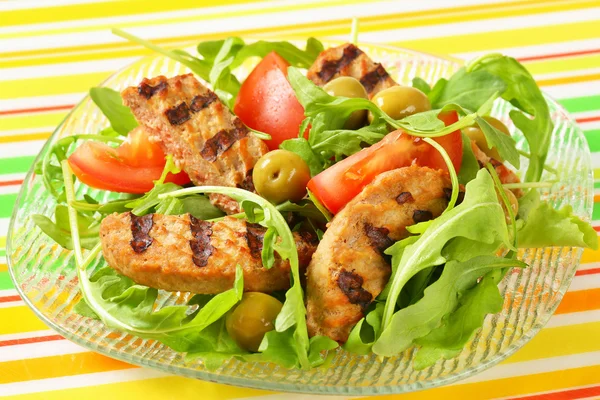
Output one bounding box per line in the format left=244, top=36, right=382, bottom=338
left=463, top=116, right=511, bottom=161
left=323, top=77, right=369, bottom=129
left=368, top=85, right=431, bottom=122
left=225, top=292, right=283, bottom=352
left=253, top=149, right=311, bottom=204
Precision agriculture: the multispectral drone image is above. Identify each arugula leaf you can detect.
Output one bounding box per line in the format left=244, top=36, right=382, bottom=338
left=412, top=77, right=431, bottom=94
left=516, top=190, right=598, bottom=249
left=159, top=186, right=314, bottom=368
left=475, top=115, right=520, bottom=168
left=372, top=256, right=524, bottom=357
left=280, top=138, right=325, bottom=176
left=377, top=170, right=510, bottom=335
left=310, top=122, right=388, bottom=161
left=32, top=212, right=99, bottom=250
left=413, top=268, right=506, bottom=369
left=89, top=87, right=138, bottom=136
left=230, top=38, right=324, bottom=69
left=180, top=196, right=225, bottom=220
left=427, top=78, right=448, bottom=106
left=434, top=68, right=507, bottom=111
left=458, top=132, right=479, bottom=184
left=468, top=54, right=553, bottom=182
left=276, top=199, right=329, bottom=224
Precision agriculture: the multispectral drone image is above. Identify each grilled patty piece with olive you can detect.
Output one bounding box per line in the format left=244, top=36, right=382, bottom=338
left=122, top=74, right=269, bottom=214
left=307, top=43, right=397, bottom=98
left=100, top=213, right=318, bottom=294
left=306, top=165, right=450, bottom=343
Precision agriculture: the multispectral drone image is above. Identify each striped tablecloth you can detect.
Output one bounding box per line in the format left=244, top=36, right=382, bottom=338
left=1, top=1, right=600, bottom=398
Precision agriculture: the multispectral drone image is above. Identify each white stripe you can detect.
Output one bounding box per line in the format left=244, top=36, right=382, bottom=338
left=335, top=7, right=600, bottom=45
left=0, top=127, right=53, bottom=137
left=0, top=173, right=26, bottom=182
left=0, top=94, right=83, bottom=114
left=0, top=368, right=167, bottom=396
left=579, top=262, right=600, bottom=271
left=0, top=186, right=23, bottom=196
left=545, top=309, right=600, bottom=328
left=456, top=350, right=600, bottom=385
left=0, top=329, right=56, bottom=342
left=0, top=141, right=46, bottom=158
left=580, top=121, right=600, bottom=131
left=0, top=301, right=24, bottom=308
left=0, top=290, right=18, bottom=298
left=0, top=219, right=10, bottom=236
left=1, top=1, right=583, bottom=53
left=535, top=67, right=600, bottom=81
left=0, top=339, right=86, bottom=362
left=543, top=81, right=600, bottom=100
left=0, top=57, right=137, bottom=82
left=456, top=38, right=600, bottom=61
left=573, top=110, right=600, bottom=120
left=569, top=273, right=600, bottom=292
left=588, top=152, right=600, bottom=169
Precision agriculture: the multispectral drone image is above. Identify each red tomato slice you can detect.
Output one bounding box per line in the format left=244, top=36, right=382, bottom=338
left=234, top=52, right=307, bottom=150
left=68, top=130, right=190, bottom=194
left=308, top=111, right=462, bottom=214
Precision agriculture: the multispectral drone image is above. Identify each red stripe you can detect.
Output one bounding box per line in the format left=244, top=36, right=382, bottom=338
left=0, top=104, right=74, bottom=116
left=510, top=383, right=600, bottom=399
left=517, top=48, right=600, bottom=62
left=0, top=295, right=21, bottom=303
left=0, top=334, right=64, bottom=347
left=0, top=179, right=23, bottom=187
left=576, top=267, right=600, bottom=276
left=593, top=226, right=600, bottom=232
left=577, top=115, right=600, bottom=123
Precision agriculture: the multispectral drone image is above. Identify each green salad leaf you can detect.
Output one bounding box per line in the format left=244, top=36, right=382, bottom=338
left=516, top=190, right=598, bottom=249
left=377, top=170, right=510, bottom=338
left=89, top=87, right=138, bottom=136
left=279, top=138, right=325, bottom=176
left=468, top=54, right=553, bottom=182
left=458, top=132, right=479, bottom=184
left=434, top=68, right=507, bottom=111
left=411, top=77, right=431, bottom=94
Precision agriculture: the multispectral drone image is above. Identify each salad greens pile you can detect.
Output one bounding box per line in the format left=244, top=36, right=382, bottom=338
left=31, top=29, right=597, bottom=373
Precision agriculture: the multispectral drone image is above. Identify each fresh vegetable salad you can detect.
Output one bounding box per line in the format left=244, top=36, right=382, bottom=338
left=32, top=26, right=597, bottom=372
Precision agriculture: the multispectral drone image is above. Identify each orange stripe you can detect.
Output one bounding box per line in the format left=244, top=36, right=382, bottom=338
left=0, top=179, right=24, bottom=187
left=0, top=334, right=62, bottom=347
left=0, top=352, right=134, bottom=384
left=0, top=295, right=21, bottom=303
left=555, top=288, right=600, bottom=314
left=578, top=115, right=600, bottom=123
left=0, top=104, right=74, bottom=116
left=511, top=384, right=600, bottom=399
left=577, top=268, right=600, bottom=276
left=537, top=72, right=600, bottom=87
left=518, top=48, right=600, bottom=62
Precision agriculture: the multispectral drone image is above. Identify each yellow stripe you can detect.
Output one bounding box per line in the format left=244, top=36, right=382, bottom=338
left=0, top=0, right=256, bottom=27
left=581, top=236, right=600, bottom=263
left=0, top=112, right=68, bottom=132
left=0, top=307, right=49, bottom=334
left=0, top=132, right=52, bottom=144
left=1, top=0, right=593, bottom=66
left=395, top=18, right=600, bottom=55
left=0, top=264, right=7, bottom=273
left=524, top=54, right=600, bottom=75
left=0, top=73, right=104, bottom=100
left=538, top=72, right=600, bottom=87
left=8, top=375, right=272, bottom=400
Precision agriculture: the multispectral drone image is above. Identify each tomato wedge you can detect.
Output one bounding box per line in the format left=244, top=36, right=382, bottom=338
left=308, top=111, right=462, bottom=214
left=68, top=128, right=190, bottom=194
left=234, top=52, right=307, bottom=150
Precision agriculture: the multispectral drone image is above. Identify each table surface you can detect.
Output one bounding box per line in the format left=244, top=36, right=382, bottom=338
left=1, top=0, right=600, bottom=399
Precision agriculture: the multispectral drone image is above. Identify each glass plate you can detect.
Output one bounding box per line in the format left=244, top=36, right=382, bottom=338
left=7, top=41, right=592, bottom=395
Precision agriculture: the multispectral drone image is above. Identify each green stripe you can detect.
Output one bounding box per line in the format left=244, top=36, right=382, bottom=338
left=0, top=249, right=5, bottom=257
left=0, top=194, right=17, bottom=219
left=0, top=272, right=13, bottom=290
left=584, top=130, right=600, bottom=152
left=559, top=95, right=600, bottom=114
left=0, top=156, right=36, bottom=176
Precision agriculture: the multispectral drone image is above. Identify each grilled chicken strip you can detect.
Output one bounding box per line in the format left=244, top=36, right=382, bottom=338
left=100, top=213, right=317, bottom=294
left=470, top=141, right=523, bottom=197
left=121, top=74, right=269, bottom=214
left=307, top=43, right=397, bottom=98
left=306, top=165, right=450, bottom=343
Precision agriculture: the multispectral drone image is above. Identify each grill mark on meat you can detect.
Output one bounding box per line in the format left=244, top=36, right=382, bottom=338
left=190, top=92, right=218, bottom=112
left=364, top=223, right=393, bottom=256
left=413, top=209, right=434, bottom=223
left=396, top=191, right=414, bottom=205
left=138, top=81, right=167, bottom=99
left=337, top=269, right=372, bottom=310
left=200, top=118, right=248, bottom=162
left=444, top=188, right=465, bottom=205
left=245, top=222, right=265, bottom=259
left=189, top=215, right=214, bottom=267
left=165, top=102, right=191, bottom=126
left=130, top=213, right=153, bottom=253
left=237, top=169, right=255, bottom=192
left=318, top=44, right=363, bottom=82
left=360, top=63, right=390, bottom=94
left=490, top=158, right=503, bottom=168
left=299, top=230, right=319, bottom=246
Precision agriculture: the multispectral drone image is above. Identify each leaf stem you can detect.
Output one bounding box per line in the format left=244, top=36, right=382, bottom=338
left=423, top=138, right=458, bottom=212
left=350, top=18, right=359, bottom=45
left=502, top=181, right=555, bottom=189
left=517, top=150, right=558, bottom=175
left=61, top=161, right=83, bottom=265
left=486, top=163, right=517, bottom=249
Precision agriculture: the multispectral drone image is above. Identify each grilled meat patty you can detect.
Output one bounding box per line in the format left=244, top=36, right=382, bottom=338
left=121, top=74, right=268, bottom=214
left=307, top=43, right=397, bottom=98
left=100, top=213, right=317, bottom=294
left=306, top=165, right=450, bottom=343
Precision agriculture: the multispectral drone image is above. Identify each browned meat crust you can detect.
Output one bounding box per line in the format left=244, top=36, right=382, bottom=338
left=307, top=43, right=397, bottom=97
left=100, top=213, right=317, bottom=294
left=121, top=74, right=269, bottom=214
left=306, top=166, right=450, bottom=343
left=470, top=140, right=523, bottom=197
